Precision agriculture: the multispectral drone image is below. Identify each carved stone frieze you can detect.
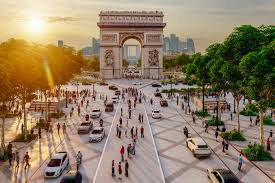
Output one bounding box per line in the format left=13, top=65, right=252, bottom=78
left=101, top=34, right=117, bottom=43
left=119, top=32, right=144, bottom=44
left=146, top=34, right=161, bottom=43
left=104, top=49, right=114, bottom=66
left=148, top=49, right=159, bottom=66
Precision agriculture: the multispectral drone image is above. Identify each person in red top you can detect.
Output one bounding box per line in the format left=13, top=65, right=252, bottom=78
left=120, top=146, right=125, bottom=162
left=118, top=162, right=122, bottom=180
left=267, top=137, right=271, bottom=151
left=141, top=126, right=144, bottom=138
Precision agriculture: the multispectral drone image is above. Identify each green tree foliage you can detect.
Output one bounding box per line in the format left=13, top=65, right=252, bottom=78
left=84, top=56, right=100, bottom=71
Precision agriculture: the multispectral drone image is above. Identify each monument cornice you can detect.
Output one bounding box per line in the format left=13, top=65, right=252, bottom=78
left=97, top=23, right=166, bottom=28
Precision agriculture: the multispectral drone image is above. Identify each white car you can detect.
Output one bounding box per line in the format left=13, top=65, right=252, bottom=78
left=133, top=82, right=142, bottom=85
left=77, top=122, right=93, bottom=133
left=186, top=137, right=211, bottom=157
left=44, top=152, right=69, bottom=178
left=152, top=109, right=162, bottom=119
left=112, top=96, right=119, bottom=103
left=90, top=109, right=101, bottom=118
left=89, top=127, right=105, bottom=142
left=207, top=168, right=240, bottom=183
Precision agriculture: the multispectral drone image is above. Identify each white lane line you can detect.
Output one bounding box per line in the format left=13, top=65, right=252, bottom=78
left=92, top=100, right=121, bottom=183
left=144, top=103, right=166, bottom=183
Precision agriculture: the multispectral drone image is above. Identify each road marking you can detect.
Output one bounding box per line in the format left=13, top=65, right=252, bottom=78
left=92, top=100, right=121, bottom=183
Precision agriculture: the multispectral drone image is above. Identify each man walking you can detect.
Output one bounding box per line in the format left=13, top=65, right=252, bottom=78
left=131, top=127, right=134, bottom=139
left=118, top=162, right=122, bottom=180
left=112, top=160, right=116, bottom=177
left=141, top=126, right=144, bottom=138
left=238, top=154, right=243, bottom=171
left=116, top=124, right=119, bottom=137
left=38, top=127, right=42, bottom=138
left=24, top=152, right=31, bottom=169
left=120, top=146, right=125, bottom=162
left=215, top=130, right=219, bottom=142
left=141, top=114, right=144, bottom=123
left=15, top=151, right=20, bottom=168
left=62, top=123, right=66, bottom=134
left=57, top=123, right=60, bottom=135
left=125, top=160, right=129, bottom=177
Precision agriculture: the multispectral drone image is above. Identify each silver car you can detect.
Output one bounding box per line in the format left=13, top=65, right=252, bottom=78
left=77, top=122, right=93, bottom=134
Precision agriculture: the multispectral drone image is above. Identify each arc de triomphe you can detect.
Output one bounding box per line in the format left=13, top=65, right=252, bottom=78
left=97, top=11, right=166, bottom=79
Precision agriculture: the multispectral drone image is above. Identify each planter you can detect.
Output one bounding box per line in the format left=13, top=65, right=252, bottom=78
left=242, top=144, right=273, bottom=161
left=221, top=130, right=246, bottom=141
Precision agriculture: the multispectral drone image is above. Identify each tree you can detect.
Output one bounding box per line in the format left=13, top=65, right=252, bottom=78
left=84, top=56, right=99, bottom=71
left=122, top=59, right=129, bottom=68
left=219, top=25, right=266, bottom=132
left=240, top=40, right=275, bottom=146
left=0, top=52, right=16, bottom=155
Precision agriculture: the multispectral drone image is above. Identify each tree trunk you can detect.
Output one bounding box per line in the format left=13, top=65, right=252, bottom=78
left=23, top=90, right=27, bottom=141
left=260, top=111, right=264, bottom=146
left=236, top=96, right=240, bottom=132
left=1, top=116, right=5, bottom=155
left=202, top=84, right=205, bottom=118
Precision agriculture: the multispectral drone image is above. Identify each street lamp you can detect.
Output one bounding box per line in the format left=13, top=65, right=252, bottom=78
left=169, top=75, right=173, bottom=97
left=65, top=88, right=68, bottom=108
left=216, top=100, right=220, bottom=131
left=233, top=99, right=236, bottom=113
left=187, top=87, right=190, bottom=107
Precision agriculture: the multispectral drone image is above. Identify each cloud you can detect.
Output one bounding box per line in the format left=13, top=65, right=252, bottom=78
left=44, top=16, right=78, bottom=23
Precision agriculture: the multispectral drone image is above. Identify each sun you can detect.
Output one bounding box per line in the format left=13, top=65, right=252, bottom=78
left=28, top=19, right=45, bottom=33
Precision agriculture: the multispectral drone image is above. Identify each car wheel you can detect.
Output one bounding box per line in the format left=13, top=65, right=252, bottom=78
left=192, top=150, right=196, bottom=157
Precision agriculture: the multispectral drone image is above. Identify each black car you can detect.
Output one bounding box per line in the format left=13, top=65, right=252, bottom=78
left=160, top=100, right=168, bottom=107
left=154, top=92, right=162, bottom=97
left=207, top=168, right=240, bottom=183
left=115, top=90, right=121, bottom=95
left=151, top=82, right=162, bottom=87
left=60, top=170, right=82, bottom=183
left=109, top=85, right=118, bottom=90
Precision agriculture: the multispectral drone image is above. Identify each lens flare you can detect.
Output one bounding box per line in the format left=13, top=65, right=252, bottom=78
left=43, top=58, right=54, bottom=89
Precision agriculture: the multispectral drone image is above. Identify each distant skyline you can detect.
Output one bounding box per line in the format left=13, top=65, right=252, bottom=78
left=0, top=0, right=274, bottom=52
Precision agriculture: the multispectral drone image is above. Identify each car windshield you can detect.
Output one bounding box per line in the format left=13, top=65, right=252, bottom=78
left=47, top=159, right=61, bottom=167
left=153, top=111, right=160, bottom=113
left=92, top=110, right=100, bottom=112
left=197, top=145, right=208, bottom=148
left=91, top=129, right=102, bottom=134
left=224, top=178, right=239, bottom=183
left=81, top=123, right=90, bottom=126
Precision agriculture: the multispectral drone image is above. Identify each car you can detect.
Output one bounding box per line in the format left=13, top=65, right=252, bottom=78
left=109, top=85, right=118, bottom=90
left=186, top=137, right=211, bottom=157
left=133, top=82, right=142, bottom=85
left=44, top=152, right=69, bottom=178
left=207, top=168, right=240, bottom=183
left=77, top=122, right=93, bottom=134
left=60, top=170, right=82, bottom=183
left=105, top=102, right=114, bottom=112
left=115, top=90, right=121, bottom=95
left=89, top=127, right=105, bottom=142
left=151, top=82, right=162, bottom=87
left=112, top=96, right=119, bottom=103
left=90, top=109, right=101, bottom=118
left=99, top=81, right=108, bottom=86
left=160, top=100, right=168, bottom=107
left=154, top=92, right=162, bottom=97
left=152, top=109, right=161, bottom=119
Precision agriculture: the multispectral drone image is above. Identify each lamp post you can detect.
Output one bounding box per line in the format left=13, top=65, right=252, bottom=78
left=170, top=75, right=173, bottom=97
left=216, top=100, right=220, bottom=131
left=65, top=88, right=68, bottom=108
left=233, top=98, right=236, bottom=113
left=187, top=87, right=190, bottom=107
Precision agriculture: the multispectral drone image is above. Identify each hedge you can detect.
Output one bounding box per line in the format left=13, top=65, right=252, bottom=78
left=195, top=110, right=210, bottom=117
left=242, top=144, right=273, bottom=161
left=263, top=117, right=275, bottom=126
left=221, top=130, right=246, bottom=141
left=207, top=119, right=224, bottom=126
left=240, top=104, right=258, bottom=116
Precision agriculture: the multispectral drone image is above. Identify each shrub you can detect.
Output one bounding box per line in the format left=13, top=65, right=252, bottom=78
left=221, top=130, right=246, bottom=141
left=263, top=117, right=275, bottom=126
left=13, top=133, right=38, bottom=142
left=242, top=144, right=273, bottom=161
left=240, top=104, right=258, bottom=116
left=5, top=113, right=18, bottom=118
left=207, top=119, right=224, bottom=126
left=34, top=120, right=46, bottom=129
left=195, top=110, right=210, bottom=117
left=0, top=149, right=8, bottom=161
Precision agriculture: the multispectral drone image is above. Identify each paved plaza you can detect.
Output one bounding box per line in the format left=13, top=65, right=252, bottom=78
left=0, top=79, right=274, bottom=183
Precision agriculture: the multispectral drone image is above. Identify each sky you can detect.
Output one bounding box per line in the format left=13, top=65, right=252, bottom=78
left=0, top=0, right=274, bottom=52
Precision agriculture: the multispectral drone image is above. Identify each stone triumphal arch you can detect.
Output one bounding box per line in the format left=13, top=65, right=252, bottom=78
left=98, top=11, right=166, bottom=79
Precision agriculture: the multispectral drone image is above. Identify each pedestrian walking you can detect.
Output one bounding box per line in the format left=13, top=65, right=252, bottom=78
left=118, top=162, right=122, bottom=180
left=119, top=117, right=122, bottom=126
left=116, top=124, right=119, bottom=137
left=57, top=123, right=60, bottom=134
left=24, top=152, right=31, bottom=169
left=230, top=112, right=233, bottom=121
left=120, top=146, right=125, bottom=162
left=183, top=126, right=188, bottom=138
left=15, top=151, right=20, bottom=168
left=62, top=123, right=66, bottom=134
left=121, top=107, right=123, bottom=116
left=270, top=129, right=273, bottom=138
left=127, top=144, right=131, bottom=158
left=138, top=113, right=141, bottom=123
left=118, top=126, right=122, bottom=138
left=205, top=123, right=209, bottom=133
left=8, top=149, right=13, bottom=166
left=135, top=127, right=138, bottom=137
left=222, top=139, right=226, bottom=152
left=125, top=128, right=128, bottom=137
left=125, top=160, right=129, bottom=177
left=141, top=126, right=144, bottom=138
left=141, top=114, right=144, bottom=123
left=192, top=116, right=196, bottom=123
left=38, top=127, right=42, bottom=138
left=112, top=160, right=116, bottom=177
left=215, top=130, right=219, bottom=142
left=21, top=123, right=24, bottom=134
left=150, top=98, right=153, bottom=105
left=267, top=137, right=271, bottom=151
left=238, top=154, right=243, bottom=171
left=131, top=127, right=134, bottom=139
left=76, top=151, right=82, bottom=171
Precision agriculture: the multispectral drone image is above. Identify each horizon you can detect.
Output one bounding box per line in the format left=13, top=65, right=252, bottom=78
left=0, top=0, right=274, bottom=52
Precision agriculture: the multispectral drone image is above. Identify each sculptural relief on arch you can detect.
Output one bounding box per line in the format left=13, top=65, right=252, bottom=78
left=98, top=11, right=166, bottom=79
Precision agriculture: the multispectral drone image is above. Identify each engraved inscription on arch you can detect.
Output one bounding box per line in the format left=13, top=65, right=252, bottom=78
left=146, top=34, right=161, bottom=43
left=101, top=34, right=117, bottom=43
